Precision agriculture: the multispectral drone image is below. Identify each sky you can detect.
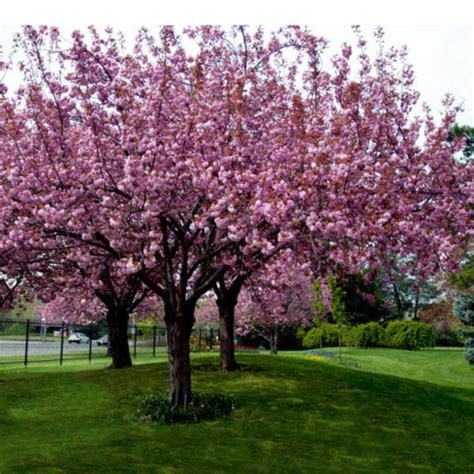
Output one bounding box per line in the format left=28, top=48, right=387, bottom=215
left=1, top=1, right=473, bottom=125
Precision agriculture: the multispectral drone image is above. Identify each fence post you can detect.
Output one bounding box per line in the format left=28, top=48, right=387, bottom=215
left=24, top=319, right=30, bottom=367
left=153, top=325, right=157, bottom=357
left=59, top=321, right=65, bottom=366
left=210, top=327, right=213, bottom=351
left=133, top=323, right=138, bottom=358
left=88, top=323, right=93, bottom=364
left=198, top=329, right=202, bottom=352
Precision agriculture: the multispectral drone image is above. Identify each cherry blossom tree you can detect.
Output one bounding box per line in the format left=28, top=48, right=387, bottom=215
left=236, top=255, right=314, bottom=354
left=37, top=289, right=106, bottom=324
left=29, top=260, right=150, bottom=367
left=194, top=295, right=219, bottom=326
left=0, top=25, right=471, bottom=407
left=216, top=27, right=472, bottom=371
left=1, top=25, right=309, bottom=403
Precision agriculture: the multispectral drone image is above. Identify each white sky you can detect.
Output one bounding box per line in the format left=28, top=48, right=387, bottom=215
left=1, top=0, right=473, bottom=124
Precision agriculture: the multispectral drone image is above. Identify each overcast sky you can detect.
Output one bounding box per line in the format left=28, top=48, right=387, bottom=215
left=1, top=1, right=473, bottom=125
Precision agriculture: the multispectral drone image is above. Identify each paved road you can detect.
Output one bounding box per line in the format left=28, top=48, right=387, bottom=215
left=0, top=338, right=158, bottom=360
left=0, top=339, right=108, bottom=358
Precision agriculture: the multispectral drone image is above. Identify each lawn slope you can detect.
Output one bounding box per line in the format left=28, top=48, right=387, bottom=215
left=0, top=354, right=473, bottom=473
left=286, top=347, right=472, bottom=390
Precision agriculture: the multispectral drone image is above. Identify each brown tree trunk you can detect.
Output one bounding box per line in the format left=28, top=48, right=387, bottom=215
left=413, top=291, right=420, bottom=320
left=167, top=318, right=192, bottom=407
left=393, top=283, right=403, bottom=319
left=269, top=327, right=279, bottom=355
left=217, top=299, right=239, bottom=371
left=165, top=303, right=194, bottom=408
left=214, top=276, right=244, bottom=372
left=107, top=308, right=132, bottom=368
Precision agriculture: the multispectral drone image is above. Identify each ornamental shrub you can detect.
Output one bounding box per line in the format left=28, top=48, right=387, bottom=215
left=453, top=295, right=474, bottom=364
left=464, top=338, right=474, bottom=365
left=434, top=327, right=465, bottom=347
left=303, top=323, right=346, bottom=348
left=344, top=322, right=386, bottom=348
left=385, top=321, right=434, bottom=350
left=137, top=392, right=234, bottom=424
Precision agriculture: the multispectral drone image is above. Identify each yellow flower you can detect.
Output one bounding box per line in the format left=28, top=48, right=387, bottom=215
left=304, top=355, right=326, bottom=362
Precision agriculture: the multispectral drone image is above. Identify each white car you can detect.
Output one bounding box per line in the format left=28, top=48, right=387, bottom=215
left=68, top=332, right=90, bottom=344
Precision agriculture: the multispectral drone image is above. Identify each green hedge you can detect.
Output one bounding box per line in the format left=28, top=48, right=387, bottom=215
left=385, top=321, right=434, bottom=350
left=434, top=327, right=464, bottom=347
left=303, top=321, right=435, bottom=351
left=303, top=323, right=347, bottom=348
left=344, top=322, right=386, bottom=348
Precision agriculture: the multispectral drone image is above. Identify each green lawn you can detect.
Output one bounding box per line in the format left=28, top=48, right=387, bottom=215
left=0, top=349, right=473, bottom=473
left=284, top=347, right=473, bottom=390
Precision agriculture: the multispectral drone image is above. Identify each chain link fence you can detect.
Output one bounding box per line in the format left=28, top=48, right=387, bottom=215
left=0, top=319, right=217, bottom=366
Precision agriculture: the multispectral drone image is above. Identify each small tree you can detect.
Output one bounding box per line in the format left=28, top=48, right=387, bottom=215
left=236, top=257, right=314, bottom=355
left=313, top=276, right=349, bottom=360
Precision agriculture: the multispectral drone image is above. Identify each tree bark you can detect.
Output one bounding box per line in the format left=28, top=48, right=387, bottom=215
left=214, top=276, right=245, bottom=371
left=413, top=290, right=420, bottom=320
left=167, top=318, right=192, bottom=407
left=393, top=283, right=403, bottom=319
left=269, top=327, right=279, bottom=355
left=165, top=302, right=194, bottom=408
left=217, top=298, right=239, bottom=371
left=106, top=308, right=132, bottom=368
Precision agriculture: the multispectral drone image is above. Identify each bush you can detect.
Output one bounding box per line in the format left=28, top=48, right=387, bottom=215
left=137, top=392, right=234, bottom=424
left=344, top=322, right=386, bottom=348
left=237, top=326, right=304, bottom=351
left=385, top=321, right=434, bottom=350
left=464, top=349, right=474, bottom=365
left=464, top=336, right=474, bottom=365
left=303, top=323, right=346, bottom=349
left=236, top=332, right=268, bottom=349
left=434, top=327, right=465, bottom=347
left=189, top=334, right=211, bottom=352
left=453, top=294, right=474, bottom=326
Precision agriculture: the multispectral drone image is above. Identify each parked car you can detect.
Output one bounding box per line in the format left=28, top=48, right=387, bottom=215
left=68, top=332, right=90, bottom=344
left=97, top=335, right=109, bottom=347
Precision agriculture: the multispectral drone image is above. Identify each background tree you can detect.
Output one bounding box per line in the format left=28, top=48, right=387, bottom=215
left=453, top=294, right=474, bottom=364
left=449, top=254, right=474, bottom=292
left=453, top=294, right=474, bottom=326
left=448, top=124, right=474, bottom=158
left=326, top=273, right=390, bottom=325
left=235, top=255, right=314, bottom=354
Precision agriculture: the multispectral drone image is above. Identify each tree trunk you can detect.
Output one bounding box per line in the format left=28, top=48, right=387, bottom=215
left=393, top=283, right=403, bottom=319
left=217, top=299, right=239, bottom=371
left=214, top=276, right=245, bottom=372
left=107, top=309, right=132, bottom=368
left=413, top=291, right=420, bottom=320
left=269, top=328, right=279, bottom=355
left=165, top=305, right=194, bottom=408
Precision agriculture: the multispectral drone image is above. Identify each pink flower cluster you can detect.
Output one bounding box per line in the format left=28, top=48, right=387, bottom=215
left=0, top=25, right=470, bottom=333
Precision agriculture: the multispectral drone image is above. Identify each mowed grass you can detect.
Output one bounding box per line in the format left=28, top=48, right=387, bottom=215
left=0, top=350, right=473, bottom=473
left=285, top=347, right=473, bottom=390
